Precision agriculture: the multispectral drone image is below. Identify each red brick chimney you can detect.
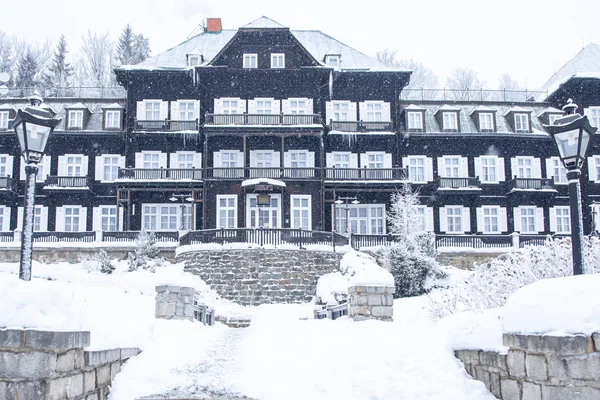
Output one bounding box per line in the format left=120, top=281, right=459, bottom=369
left=206, top=18, right=222, bottom=33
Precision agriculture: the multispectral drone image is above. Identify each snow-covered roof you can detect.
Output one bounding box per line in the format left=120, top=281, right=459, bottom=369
left=468, top=105, right=497, bottom=115
left=538, top=43, right=600, bottom=99
left=403, top=104, right=427, bottom=111
left=434, top=104, right=462, bottom=114
left=501, top=105, right=532, bottom=116
left=64, top=102, right=91, bottom=110
left=0, top=103, right=16, bottom=110
left=536, top=107, right=563, bottom=117
left=136, top=18, right=408, bottom=72
left=241, top=178, right=286, bottom=187
left=102, top=103, right=125, bottom=109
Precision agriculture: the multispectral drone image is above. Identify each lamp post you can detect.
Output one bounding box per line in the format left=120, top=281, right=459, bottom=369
left=169, top=193, right=194, bottom=230
left=590, top=202, right=598, bottom=236
left=335, top=196, right=359, bottom=236
left=544, top=99, right=597, bottom=275
left=10, top=94, right=61, bottom=281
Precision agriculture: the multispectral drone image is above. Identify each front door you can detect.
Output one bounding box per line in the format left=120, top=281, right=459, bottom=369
left=246, top=194, right=281, bottom=229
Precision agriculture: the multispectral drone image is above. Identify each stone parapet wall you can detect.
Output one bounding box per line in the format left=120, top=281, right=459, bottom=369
left=348, top=286, right=394, bottom=322
left=455, top=332, right=600, bottom=400
left=0, top=247, right=176, bottom=264
left=0, top=329, right=140, bottom=400
left=178, top=249, right=341, bottom=305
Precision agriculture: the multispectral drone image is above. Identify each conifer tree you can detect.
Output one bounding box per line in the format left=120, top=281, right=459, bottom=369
left=44, top=35, right=73, bottom=88
left=15, top=50, right=38, bottom=88
left=116, top=24, right=150, bottom=65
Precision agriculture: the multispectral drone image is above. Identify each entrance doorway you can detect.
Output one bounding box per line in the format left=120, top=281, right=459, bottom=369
left=246, top=194, right=281, bottom=228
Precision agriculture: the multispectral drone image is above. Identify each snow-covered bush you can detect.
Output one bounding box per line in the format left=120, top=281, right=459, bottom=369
left=383, top=185, right=444, bottom=298
left=79, top=250, right=115, bottom=274
left=128, top=230, right=164, bottom=272
left=429, top=236, right=600, bottom=319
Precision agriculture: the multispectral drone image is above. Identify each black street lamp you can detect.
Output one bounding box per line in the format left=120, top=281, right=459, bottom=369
left=544, top=99, right=597, bottom=275
left=169, top=193, right=194, bottom=230
left=10, top=94, right=61, bottom=281
left=335, top=196, right=359, bottom=236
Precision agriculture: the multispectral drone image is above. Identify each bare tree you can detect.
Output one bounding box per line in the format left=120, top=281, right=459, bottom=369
left=79, top=31, right=114, bottom=86
left=0, top=32, right=15, bottom=80
left=445, top=67, right=485, bottom=100
left=12, top=39, right=52, bottom=88
left=376, top=49, right=439, bottom=90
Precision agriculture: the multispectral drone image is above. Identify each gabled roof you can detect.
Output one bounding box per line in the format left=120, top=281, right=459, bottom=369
left=241, top=16, right=287, bottom=29
left=434, top=104, right=462, bottom=114
left=102, top=103, right=125, bottom=109
left=64, top=102, right=91, bottom=110
left=539, top=43, right=600, bottom=99
left=403, top=104, right=427, bottom=111
left=469, top=105, right=497, bottom=115
left=536, top=106, right=563, bottom=117
left=0, top=103, right=16, bottom=111
left=501, top=105, right=532, bottom=116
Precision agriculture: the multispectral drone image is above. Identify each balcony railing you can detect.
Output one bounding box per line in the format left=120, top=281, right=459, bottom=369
left=204, top=113, right=321, bottom=126
left=329, top=121, right=393, bottom=132
left=0, top=176, right=15, bottom=191
left=44, top=176, right=91, bottom=189
left=33, top=232, right=96, bottom=243
left=118, top=168, right=203, bottom=181
left=134, top=119, right=199, bottom=132
left=4, top=86, right=126, bottom=99
left=325, top=167, right=408, bottom=180
left=435, top=177, right=481, bottom=190
left=102, top=231, right=179, bottom=242
left=205, top=167, right=319, bottom=180
left=510, top=178, right=555, bottom=190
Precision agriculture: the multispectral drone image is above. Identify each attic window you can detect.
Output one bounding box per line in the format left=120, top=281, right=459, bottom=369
left=243, top=53, right=257, bottom=69
left=187, top=54, right=203, bottom=66
left=105, top=110, right=121, bottom=129
left=0, top=111, right=8, bottom=130
left=68, top=110, right=84, bottom=129
left=514, top=113, right=529, bottom=133
left=406, top=111, right=424, bottom=131
left=325, top=55, right=340, bottom=67
left=442, top=112, right=458, bottom=132
left=548, top=114, right=562, bottom=125
left=478, top=113, right=495, bottom=132
left=271, top=53, right=285, bottom=69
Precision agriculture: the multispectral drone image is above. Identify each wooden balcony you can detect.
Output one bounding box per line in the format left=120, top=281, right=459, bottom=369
left=205, top=167, right=319, bottom=180
left=509, top=178, right=555, bottom=191
left=324, top=167, right=408, bottom=181
left=434, top=177, right=481, bottom=192
left=204, top=113, right=322, bottom=126
left=134, top=119, right=199, bottom=132
left=44, top=176, right=92, bottom=189
left=329, top=120, right=393, bottom=132
left=0, top=176, right=15, bottom=191
left=118, top=168, right=203, bottom=181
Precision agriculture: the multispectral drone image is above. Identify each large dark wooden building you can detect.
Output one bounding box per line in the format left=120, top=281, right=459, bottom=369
left=0, top=18, right=599, bottom=245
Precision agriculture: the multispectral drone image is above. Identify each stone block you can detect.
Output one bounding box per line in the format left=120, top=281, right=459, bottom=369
left=85, top=349, right=121, bottom=367
left=110, top=361, right=121, bottom=380
left=56, top=349, right=77, bottom=373
left=474, top=365, right=490, bottom=390
left=503, top=333, right=592, bottom=356
left=371, top=306, right=393, bottom=318
left=500, top=379, right=521, bottom=400
left=84, top=369, right=97, bottom=393
left=86, top=391, right=100, bottom=400
left=0, top=349, right=57, bottom=379
left=382, top=294, right=394, bottom=306
left=507, top=349, right=526, bottom=379
left=541, top=385, right=600, bottom=400
left=522, top=382, right=541, bottom=400
left=155, top=302, right=176, bottom=318
left=155, top=285, right=168, bottom=293
left=593, top=333, right=599, bottom=352
left=168, top=285, right=181, bottom=293
left=96, top=364, right=111, bottom=386
left=490, top=372, right=501, bottom=397
left=565, top=353, right=600, bottom=380
left=0, top=380, right=48, bottom=400
left=47, top=376, right=69, bottom=400
left=67, top=373, right=84, bottom=398
left=526, top=353, right=548, bottom=381
left=0, top=329, right=24, bottom=348
left=548, top=355, right=568, bottom=381
left=23, top=330, right=90, bottom=350
left=367, top=294, right=383, bottom=306
left=456, top=350, right=481, bottom=365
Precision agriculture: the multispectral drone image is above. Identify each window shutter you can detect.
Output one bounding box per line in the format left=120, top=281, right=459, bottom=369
left=499, top=207, right=507, bottom=232
left=5, top=155, right=13, bottom=178
left=382, top=102, right=391, bottom=122
left=79, top=207, right=88, bottom=232
left=359, top=102, right=367, bottom=121
left=93, top=207, right=101, bottom=231
left=348, top=102, right=357, bottom=121
left=118, top=156, right=126, bottom=168
left=326, top=153, right=333, bottom=168
left=193, top=100, right=201, bottom=120
left=273, top=151, right=281, bottom=168
left=425, top=157, right=434, bottom=182
left=383, top=153, right=392, bottom=169
left=19, top=158, right=25, bottom=180
left=589, top=157, right=597, bottom=182
left=439, top=207, right=448, bottom=232
left=214, top=99, right=223, bottom=113
left=497, top=157, right=506, bottom=182
left=39, top=206, right=48, bottom=232
left=532, top=158, right=541, bottom=179
left=360, top=154, right=368, bottom=168
left=282, top=100, right=290, bottom=114
left=402, top=157, right=409, bottom=169
left=56, top=207, right=65, bottom=231
left=82, top=156, right=89, bottom=176
left=272, top=100, right=281, bottom=114
left=160, top=101, right=168, bottom=120
left=1, top=207, right=9, bottom=231
left=171, top=101, right=180, bottom=119
left=437, top=157, right=445, bottom=178
left=476, top=207, right=484, bottom=232
left=159, top=153, right=167, bottom=168
left=510, top=158, right=518, bottom=179
left=545, top=158, right=554, bottom=179
left=194, top=152, right=202, bottom=168
left=425, top=207, right=434, bottom=232
left=213, top=151, right=222, bottom=168
left=58, top=155, right=66, bottom=176
left=462, top=207, right=471, bottom=233
left=169, top=153, right=177, bottom=168
left=349, top=153, right=358, bottom=169
left=284, top=152, right=291, bottom=168
left=325, top=102, right=333, bottom=124
left=136, top=101, right=144, bottom=120
left=306, top=99, right=313, bottom=114
left=238, top=99, right=246, bottom=114
left=513, top=207, right=522, bottom=232
left=307, top=152, right=315, bottom=168
left=536, top=208, right=544, bottom=233
left=549, top=208, right=557, bottom=232
left=249, top=150, right=257, bottom=168
left=247, top=100, right=257, bottom=114
left=474, top=157, right=481, bottom=179
left=95, top=156, right=103, bottom=180
left=17, top=207, right=23, bottom=231
left=460, top=157, right=468, bottom=177
left=135, top=153, right=143, bottom=168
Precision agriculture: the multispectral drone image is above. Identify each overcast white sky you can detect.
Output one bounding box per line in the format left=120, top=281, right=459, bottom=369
left=3, top=0, right=599, bottom=89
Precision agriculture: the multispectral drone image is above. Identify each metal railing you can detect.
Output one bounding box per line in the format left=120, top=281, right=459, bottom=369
left=205, top=113, right=321, bottom=126
left=118, top=168, right=203, bottom=180
left=329, top=121, right=393, bottom=132
left=510, top=178, right=555, bottom=190
left=180, top=228, right=348, bottom=249
left=0, top=176, right=15, bottom=191
left=205, top=167, right=320, bottom=180
left=3, top=86, right=126, bottom=99
left=33, top=232, right=96, bottom=243
left=134, top=119, right=199, bottom=132
left=351, top=234, right=396, bottom=249
left=44, top=176, right=91, bottom=188
left=325, top=167, right=408, bottom=180
left=102, top=231, right=179, bottom=242
left=435, top=177, right=481, bottom=189
left=399, top=88, right=548, bottom=102
left=435, top=234, right=513, bottom=249
left=0, top=232, right=14, bottom=242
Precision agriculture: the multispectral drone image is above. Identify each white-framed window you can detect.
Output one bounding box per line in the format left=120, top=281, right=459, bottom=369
left=270, top=53, right=285, bottom=68
left=99, top=206, right=117, bottom=231
left=105, top=110, right=121, bottom=129
left=221, top=151, right=240, bottom=168
left=289, top=151, right=307, bottom=168
left=172, top=151, right=200, bottom=169
left=442, top=112, right=458, bottom=131
left=588, top=156, right=600, bottom=182
left=142, top=204, right=179, bottom=231
left=291, top=195, right=311, bottom=230
left=521, top=207, right=537, bottom=234
left=145, top=101, right=161, bottom=120
left=333, top=102, right=349, bottom=121
left=0, top=206, right=9, bottom=231
left=442, top=156, right=460, bottom=178
left=548, top=114, right=562, bottom=125
left=475, top=156, right=505, bottom=184
left=584, top=107, right=600, bottom=128
left=290, top=99, right=306, bottom=114
left=21, top=155, right=51, bottom=182
left=66, top=155, right=84, bottom=177
left=334, top=204, right=385, bottom=235
left=246, top=194, right=281, bottom=229
left=68, top=110, right=84, bottom=128
left=440, top=206, right=471, bottom=234
left=256, top=99, right=273, bottom=114
left=479, top=112, right=494, bottom=131
left=178, top=101, right=196, bottom=121
left=514, top=113, right=529, bottom=132
left=591, top=203, right=600, bottom=232
left=407, top=156, right=426, bottom=183
left=143, top=152, right=160, bottom=169
left=515, top=157, right=533, bottom=178
left=514, top=206, right=543, bottom=234
left=546, top=157, right=567, bottom=184
left=476, top=206, right=507, bottom=234
left=222, top=99, right=239, bottom=114
left=251, top=151, right=275, bottom=168
left=187, top=54, right=201, bottom=66
left=63, top=206, right=83, bottom=232
left=407, top=111, right=423, bottom=130
left=0, top=111, right=9, bottom=129
left=414, top=206, right=434, bottom=232
left=101, top=155, right=120, bottom=182
left=366, top=102, right=383, bottom=122
left=366, top=153, right=384, bottom=169
left=446, top=207, right=463, bottom=233
left=0, top=154, right=13, bottom=178
left=333, top=153, right=350, bottom=168
left=18, top=205, right=48, bottom=232
left=325, top=55, right=340, bottom=67
left=243, top=53, right=257, bottom=68
left=551, top=206, right=571, bottom=234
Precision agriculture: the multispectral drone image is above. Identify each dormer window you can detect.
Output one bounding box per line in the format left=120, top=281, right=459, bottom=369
left=325, top=55, right=340, bottom=67
left=407, top=111, right=423, bottom=131
left=514, top=113, right=529, bottom=133
left=187, top=54, right=202, bottom=66
left=442, top=112, right=458, bottom=132
left=68, top=110, right=84, bottom=129
left=479, top=113, right=494, bottom=132
left=243, top=53, right=257, bottom=69
left=271, top=53, right=285, bottom=68
left=0, top=111, right=8, bottom=130
left=105, top=110, right=121, bottom=129
left=503, top=106, right=532, bottom=133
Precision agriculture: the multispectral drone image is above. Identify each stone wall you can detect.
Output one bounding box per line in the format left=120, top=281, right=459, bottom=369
left=348, top=286, right=394, bottom=322
left=0, top=247, right=176, bottom=264
left=455, top=332, right=600, bottom=400
left=155, top=285, right=214, bottom=325
left=0, top=329, right=140, bottom=400
left=436, top=251, right=505, bottom=270
left=178, top=249, right=342, bottom=305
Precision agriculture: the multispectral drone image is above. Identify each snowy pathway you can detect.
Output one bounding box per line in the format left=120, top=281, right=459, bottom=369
left=112, top=301, right=495, bottom=400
